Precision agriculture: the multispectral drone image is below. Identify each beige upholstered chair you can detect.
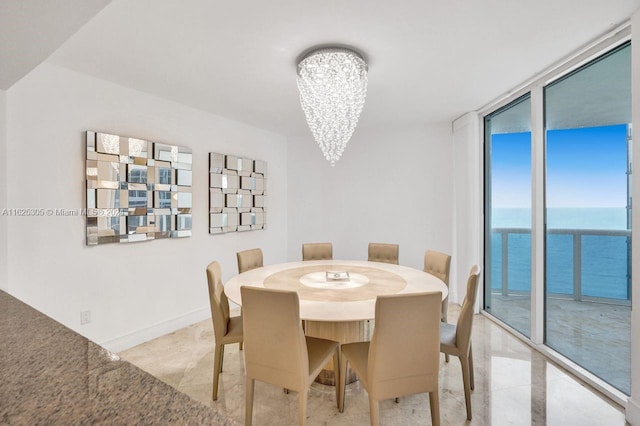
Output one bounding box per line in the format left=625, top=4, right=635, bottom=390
left=424, top=250, right=452, bottom=323
left=206, top=261, right=243, bottom=401
left=367, top=243, right=399, bottom=265
left=424, top=250, right=452, bottom=362
left=236, top=248, right=263, bottom=274
left=440, top=266, right=480, bottom=420
left=241, top=286, right=341, bottom=426
left=339, top=292, right=442, bottom=426
left=302, top=242, right=333, bottom=261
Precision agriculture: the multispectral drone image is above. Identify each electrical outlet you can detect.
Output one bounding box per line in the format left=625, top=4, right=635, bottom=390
left=80, top=310, right=91, bottom=325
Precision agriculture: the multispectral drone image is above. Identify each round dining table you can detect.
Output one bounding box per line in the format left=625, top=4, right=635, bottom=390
left=224, top=259, right=448, bottom=385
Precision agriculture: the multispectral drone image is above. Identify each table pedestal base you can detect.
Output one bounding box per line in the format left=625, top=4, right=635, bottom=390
left=304, top=320, right=365, bottom=386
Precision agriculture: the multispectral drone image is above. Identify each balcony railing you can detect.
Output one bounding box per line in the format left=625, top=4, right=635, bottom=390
left=491, top=227, right=631, bottom=304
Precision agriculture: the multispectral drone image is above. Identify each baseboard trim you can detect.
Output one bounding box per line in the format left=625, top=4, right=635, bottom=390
left=99, top=307, right=210, bottom=353
left=627, top=398, right=640, bottom=425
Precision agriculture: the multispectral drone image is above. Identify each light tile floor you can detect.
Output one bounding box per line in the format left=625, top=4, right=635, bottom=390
left=120, top=305, right=626, bottom=425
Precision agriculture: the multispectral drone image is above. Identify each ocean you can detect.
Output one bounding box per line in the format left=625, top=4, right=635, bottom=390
left=490, top=208, right=631, bottom=300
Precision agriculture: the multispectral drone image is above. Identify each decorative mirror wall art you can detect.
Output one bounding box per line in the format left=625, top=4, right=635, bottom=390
left=209, top=153, right=266, bottom=233
left=86, top=131, right=193, bottom=245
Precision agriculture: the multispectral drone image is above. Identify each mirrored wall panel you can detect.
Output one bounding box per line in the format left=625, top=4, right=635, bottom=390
left=86, top=131, right=193, bottom=245
left=209, top=152, right=266, bottom=233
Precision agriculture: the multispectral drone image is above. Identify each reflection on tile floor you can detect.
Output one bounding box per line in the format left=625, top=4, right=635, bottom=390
left=120, top=305, right=625, bottom=425
left=487, top=294, right=631, bottom=394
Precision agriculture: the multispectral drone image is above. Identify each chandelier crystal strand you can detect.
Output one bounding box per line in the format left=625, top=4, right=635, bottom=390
left=297, top=48, right=368, bottom=166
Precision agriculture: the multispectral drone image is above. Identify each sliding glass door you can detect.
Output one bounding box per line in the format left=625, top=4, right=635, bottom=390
left=544, top=43, right=631, bottom=394
left=484, top=95, right=532, bottom=337
left=483, top=41, right=631, bottom=395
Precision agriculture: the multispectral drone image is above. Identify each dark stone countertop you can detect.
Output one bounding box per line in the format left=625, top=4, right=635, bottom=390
left=0, top=290, right=238, bottom=425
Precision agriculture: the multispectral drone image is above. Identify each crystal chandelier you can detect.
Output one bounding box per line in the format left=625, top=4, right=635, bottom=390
left=296, top=47, right=368, bottom=166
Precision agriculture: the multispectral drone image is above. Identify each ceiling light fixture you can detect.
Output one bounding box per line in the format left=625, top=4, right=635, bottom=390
left=296, top=47, right=368, bottom=166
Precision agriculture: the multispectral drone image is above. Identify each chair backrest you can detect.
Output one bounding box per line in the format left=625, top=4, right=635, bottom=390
left=367, top=292, right=441, bottom=400
left=455, top=266, right=481, bottom=353
left=206, top=261, right=230, bottom=340
left=302, top=242, right=333, bottom=261
left=424, top=250, right=452, bottom=321
left=237, top=248, right=264, bottom=273
left=423, top=250, right=451, bottom=286
left=367, top=243, right=399, bottom=265
left=241, top=286, right=309, bottom=391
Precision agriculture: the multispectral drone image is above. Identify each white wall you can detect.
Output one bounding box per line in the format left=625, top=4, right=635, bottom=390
left=0, top=89, right=7, bottom=292
left=6, top=62, right=288, bottom=351
left=287, top=124, right=455, bottom=284
left=627, top=8, right=640, bottom=426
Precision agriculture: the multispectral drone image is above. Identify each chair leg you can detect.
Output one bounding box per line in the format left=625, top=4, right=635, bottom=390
left=245, top=377, right=255, bottom=426
left=445, top=353, right=450, bottom=363
left=469, top=344, right=475, bottom=391
left=298, top=388, right=308, bottom=426
left=219, top=345, right=225, bottom=373
left=339, top=355, right=348, bottom=413
left=429, top=390, right=440, bottom=426
left=460, top=355, right=472, bottom=420
left=394, top=397, right=399, bottom=403
left=212, top=344, right=223, bottom=400
left=368, top=395, right=379, bottom=426
left=333, top=350, right=341, bottom=411
left=239, top=341, right=243, bottom=351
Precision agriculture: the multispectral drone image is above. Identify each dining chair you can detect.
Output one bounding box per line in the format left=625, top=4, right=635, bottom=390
left=339, top=292, right=442, bottom=426
left=241, top=286, right=341, bottom=426
left=367, top=242, right=399, bottom=265
left=206, top=261, right=243, bottom=401
left=424, top=249, right=452, bottom=362
left=440, top=265, right=480, bottom=420
left=302, top=242, right=333, bottom=261
left=236, top=248, right=263, bottom=274
left=424, top=250, right=452, bottom=322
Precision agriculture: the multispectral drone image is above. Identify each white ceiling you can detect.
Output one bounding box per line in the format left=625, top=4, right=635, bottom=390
left=7, top=0, right=640, bottom=137
left=0, top=0, right=111, bottom=89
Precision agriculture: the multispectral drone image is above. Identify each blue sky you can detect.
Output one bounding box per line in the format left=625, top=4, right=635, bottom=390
left=491, top=124, right=628, bottom=208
